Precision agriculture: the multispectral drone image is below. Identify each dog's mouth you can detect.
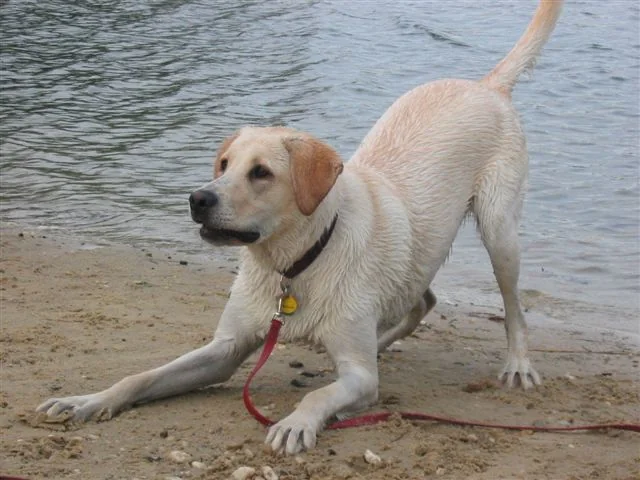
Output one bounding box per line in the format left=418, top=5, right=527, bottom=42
left=199, top=225, right=260, bottom=245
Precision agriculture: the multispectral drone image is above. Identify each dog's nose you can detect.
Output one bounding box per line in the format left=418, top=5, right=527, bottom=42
left=189, top=190, right=218, bottom=223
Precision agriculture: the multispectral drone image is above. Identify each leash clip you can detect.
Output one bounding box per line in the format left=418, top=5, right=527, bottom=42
left=279, top=274, right=291, bottom=295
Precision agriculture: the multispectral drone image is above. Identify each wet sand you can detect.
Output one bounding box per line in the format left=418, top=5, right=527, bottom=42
left=1, top=228, right=638, bottom=479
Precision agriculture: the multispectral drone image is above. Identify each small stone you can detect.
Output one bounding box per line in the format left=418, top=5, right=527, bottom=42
left=295, top=455, right=305, bottom=464
left=262, top=465, right=279, bottom=480
left=191, top=460, right=206, bottom=469
left=227, top=440, right=246, bottom=450
left=179, top=260, right=188, bottom=265
left=290, top=378, right=307, bottom=388
left=288, top=360, right=304, bottom=368
left=231, top=466, right=256, bottom=480
left=364, top=449, right=382, bottom=465
left=159, top=429, right=169, bottom=438
left=436, top=467, right=446, bottom=475
left=87, top=434, right=99, bottom=440
left=167, top=450, right=191, bottom=464
left=242, top=446, right=255, bottom=458
left=300, top=371, right=317, bottom=377
left=466, top=433, right=478, bottom=442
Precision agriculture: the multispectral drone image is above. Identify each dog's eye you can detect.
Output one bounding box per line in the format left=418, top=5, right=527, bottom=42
left=219, top=159, right=228, bottom=172
left=249, top=165, right=272, bottom=180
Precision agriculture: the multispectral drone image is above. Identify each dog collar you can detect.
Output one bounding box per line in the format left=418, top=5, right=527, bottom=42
left=279, top=214, right=338, bottom=280
left=274, top=214, right=338, bottom=317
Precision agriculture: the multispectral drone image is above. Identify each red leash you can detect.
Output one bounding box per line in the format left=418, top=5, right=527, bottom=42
left=243, top=318, right=640, bottom=433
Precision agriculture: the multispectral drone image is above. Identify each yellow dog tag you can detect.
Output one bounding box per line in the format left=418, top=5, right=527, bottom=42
left=280, top=295, right=298, bottom=315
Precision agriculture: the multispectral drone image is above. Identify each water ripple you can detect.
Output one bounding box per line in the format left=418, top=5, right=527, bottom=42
left=1, top=0, right=638, bottom=313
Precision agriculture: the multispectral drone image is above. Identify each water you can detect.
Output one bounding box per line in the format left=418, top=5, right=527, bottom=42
left=1, top=1, right=638, bottom=335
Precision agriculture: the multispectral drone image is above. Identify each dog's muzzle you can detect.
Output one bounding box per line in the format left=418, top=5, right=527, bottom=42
left=189, top=189, right=260, bottom=244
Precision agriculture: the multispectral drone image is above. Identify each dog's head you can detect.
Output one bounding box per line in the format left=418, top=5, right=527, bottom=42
left=189, top=127, right=344, bottom=245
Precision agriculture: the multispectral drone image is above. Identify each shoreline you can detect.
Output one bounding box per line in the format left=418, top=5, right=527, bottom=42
left=1, top=226, right=638, bottom=479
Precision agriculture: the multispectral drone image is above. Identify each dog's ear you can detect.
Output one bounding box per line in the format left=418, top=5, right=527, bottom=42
left=214, top=131, right=239, bottom=178
left=284, top=137, right=344, bottom=216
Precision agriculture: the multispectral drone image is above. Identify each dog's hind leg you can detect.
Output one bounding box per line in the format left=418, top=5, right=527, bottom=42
left=474, top=161, right=541, bottom=389
left=377, top=288, right=436, bottom=352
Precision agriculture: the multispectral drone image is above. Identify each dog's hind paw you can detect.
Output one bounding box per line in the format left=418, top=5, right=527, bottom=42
left=265, top=412, right=319, bottom=455
left=499, top=355, right=541, bottom=389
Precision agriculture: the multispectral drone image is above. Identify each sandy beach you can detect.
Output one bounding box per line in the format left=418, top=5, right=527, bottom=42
left=1, top=227, right=638, bottom=480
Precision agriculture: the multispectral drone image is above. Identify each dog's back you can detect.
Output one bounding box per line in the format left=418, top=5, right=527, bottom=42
left=348, top=1, right=563, bottom=275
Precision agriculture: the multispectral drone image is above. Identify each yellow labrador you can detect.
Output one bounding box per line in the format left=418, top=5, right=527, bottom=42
left=38, top=1, right=563, bottom=455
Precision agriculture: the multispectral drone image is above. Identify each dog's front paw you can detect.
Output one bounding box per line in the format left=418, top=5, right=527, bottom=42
left=265, top=412, right=320, bottom=455
left=499, top=354, right=541, bottom=389
left=36, top=393, right=115, bottom=423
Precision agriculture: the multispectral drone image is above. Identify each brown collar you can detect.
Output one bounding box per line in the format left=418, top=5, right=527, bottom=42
left=279, top=214, right=338, bottom=280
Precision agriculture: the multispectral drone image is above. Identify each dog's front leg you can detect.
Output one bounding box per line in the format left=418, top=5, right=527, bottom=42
left=36, top=302, right=262, bottom=422
left=266, top=324, right=378, bottom=455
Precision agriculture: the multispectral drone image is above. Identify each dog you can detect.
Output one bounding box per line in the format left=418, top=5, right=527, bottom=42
left=37, top=1, right=563, bottom=455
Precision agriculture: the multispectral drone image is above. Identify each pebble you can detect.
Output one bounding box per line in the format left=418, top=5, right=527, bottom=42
left=191, top=460, right=206, bottom=469
left=243, top=446, right=255, bottom=459
left=364, top=449, right=382, bottom=465
left=179, top=260, right=188, bottom=265
left=231, top=466, right=256, bottom=480
left=288, top=360, right=304, bottom=368
left=466, top=433, right=479, bottom=442
left=167, top=450, right=191, bottom=464
left=436, top=467, right=446, bottom=475
left=262, top=465, right=279, bottom=480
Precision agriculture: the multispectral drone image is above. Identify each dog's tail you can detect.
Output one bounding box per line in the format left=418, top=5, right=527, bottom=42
left=482, top=0, right=563, bottom=96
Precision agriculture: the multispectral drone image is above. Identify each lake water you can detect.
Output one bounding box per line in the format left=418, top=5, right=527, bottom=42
left=1, top=1, right=638, bottom=336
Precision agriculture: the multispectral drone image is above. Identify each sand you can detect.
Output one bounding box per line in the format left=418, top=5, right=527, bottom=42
left=1, top=227, right=638, bottom=480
